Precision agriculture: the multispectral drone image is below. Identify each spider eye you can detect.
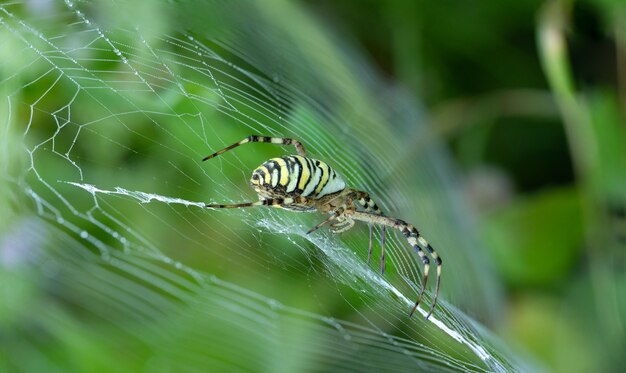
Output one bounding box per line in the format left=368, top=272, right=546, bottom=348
left=251, top=174, right=259, bottom=182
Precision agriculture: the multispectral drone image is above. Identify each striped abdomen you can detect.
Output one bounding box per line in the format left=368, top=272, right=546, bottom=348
left=250, top=155, right=346, bottom=199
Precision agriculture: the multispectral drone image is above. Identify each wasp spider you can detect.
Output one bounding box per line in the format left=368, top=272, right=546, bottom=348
left=203, top=135, right=442, bottom=319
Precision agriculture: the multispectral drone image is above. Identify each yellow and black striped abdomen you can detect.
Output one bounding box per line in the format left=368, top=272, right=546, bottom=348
left=250, top=155, right=346, bottom=199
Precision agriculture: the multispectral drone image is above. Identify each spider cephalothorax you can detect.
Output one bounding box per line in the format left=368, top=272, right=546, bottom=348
left=203, top=135, right=442, bottom=319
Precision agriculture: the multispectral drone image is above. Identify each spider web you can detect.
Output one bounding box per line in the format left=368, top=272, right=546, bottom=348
left=0, top=1, right=536, bottom=371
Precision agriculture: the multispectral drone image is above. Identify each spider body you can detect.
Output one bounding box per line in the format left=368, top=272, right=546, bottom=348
left=251, top=155, right=346, bottom=204
left=203, top=135, right=442, bottom=319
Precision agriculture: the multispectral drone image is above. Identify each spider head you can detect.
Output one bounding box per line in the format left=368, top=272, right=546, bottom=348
left=250, top=171, right=261, bottom=185
left=249, top=169, right=268, bottom=195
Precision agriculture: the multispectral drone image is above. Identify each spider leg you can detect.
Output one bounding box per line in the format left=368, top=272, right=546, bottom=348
left=206, top=196, right=309, bottom=209
left=202, top=135, right=306, bottom=161
left=348, top=211, right=442, bottom=320
left=404, top=226, right=431, bottom=318
left=380, top=227, right=387, bottom=274
left=206, top=201, right=267, bottom=208
left=422, top=239, right=442, bottom=319
left=403, top=226, right=442, bottom=319
left=306, top=204, right=349, bottom=234
left=368, top=225, right=373, bottom=265
left=353, top=190, right=387, bottom=274
left=330, top=218, right=355, bottom=233
left=306, top=212, right=339, bottom=234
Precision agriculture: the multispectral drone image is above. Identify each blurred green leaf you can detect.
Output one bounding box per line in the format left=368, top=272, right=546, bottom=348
left=483, top=187, right=583, bottom=288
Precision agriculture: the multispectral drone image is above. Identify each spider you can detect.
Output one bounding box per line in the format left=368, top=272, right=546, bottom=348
left=202, top=135, right=442, bottom=319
